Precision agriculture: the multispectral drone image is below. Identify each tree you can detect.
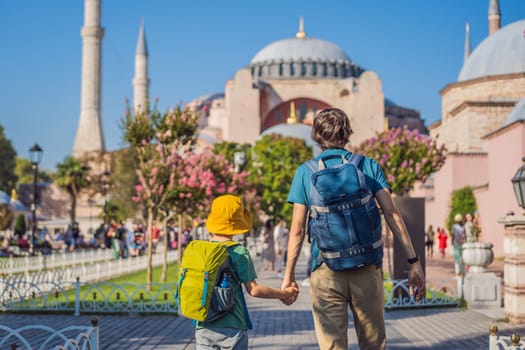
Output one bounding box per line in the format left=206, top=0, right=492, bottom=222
left=13, top=213, right=26, bottom=238
left=123, top=102, right=200, bottom=287
left=447, top=186, right=477, bottom=235
left=15, top=157, right=53, bottom=185
left=355, top=126, right=447, bottom=196
left=248, top=134, right=312, bottom=221
left=106, top=148, right=139, bottom=221
left=0, top=124, right=18, bottom=193
left=54, top=156, right=91, bottom=225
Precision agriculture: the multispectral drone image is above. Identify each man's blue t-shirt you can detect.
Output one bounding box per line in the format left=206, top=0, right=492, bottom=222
left=287, top=149, right=390, bottom=271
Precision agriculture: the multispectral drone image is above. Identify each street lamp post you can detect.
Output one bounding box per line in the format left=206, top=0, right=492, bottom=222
left=233, top=150, right=247, bottom=247
left=29, top=143, right=43, bottom=256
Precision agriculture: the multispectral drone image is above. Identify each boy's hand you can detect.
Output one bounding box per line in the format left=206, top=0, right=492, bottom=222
left=281, top=286, right=298, bottom=305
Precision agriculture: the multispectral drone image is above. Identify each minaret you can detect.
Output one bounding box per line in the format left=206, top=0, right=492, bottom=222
left=488, top=0, right=501, bottom=35
left=73, top=0, right=105, bottom=158
left=133, top=19, right=150, bottom=114
left=464, top=22, right=471, bottom=63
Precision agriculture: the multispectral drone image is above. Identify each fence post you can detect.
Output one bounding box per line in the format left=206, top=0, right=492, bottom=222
left=489, top=325, right=498, bottom=350
left=511, top=334, right=522, bottom=350
left=90, top=317, right=99, bottom=350
left=74, top=277, right=80, bottom=316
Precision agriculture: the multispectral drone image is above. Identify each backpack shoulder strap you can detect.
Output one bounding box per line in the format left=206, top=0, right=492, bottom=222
left=220, top=240, right=240, bottom=247
left=305, top=159, right=317, bottom=173
left=346, top=153, right=368, bottom=192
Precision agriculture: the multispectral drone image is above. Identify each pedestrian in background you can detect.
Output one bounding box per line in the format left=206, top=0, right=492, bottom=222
left=437, top=227, right=448, bottom=258
left=425, top=225, right=435, bottom=258
left=452, top=214, right=466, bottom=276
left=259, top=219, right=275, bottom=271
left=273, top=216, right=288, bottom=277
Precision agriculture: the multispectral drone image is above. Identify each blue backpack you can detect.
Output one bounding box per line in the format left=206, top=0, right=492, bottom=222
left=305, top=153, right=383, bottom=271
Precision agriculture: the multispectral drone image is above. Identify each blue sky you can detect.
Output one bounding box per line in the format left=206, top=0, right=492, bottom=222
left=1, top=0, right=524, bottom=171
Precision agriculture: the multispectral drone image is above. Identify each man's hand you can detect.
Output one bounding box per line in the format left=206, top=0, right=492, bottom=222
left=280, top=285, right=299, bottom=305
left=281, top=279, right=299, bottom=305
left=408, top=262, right=425, bottom=302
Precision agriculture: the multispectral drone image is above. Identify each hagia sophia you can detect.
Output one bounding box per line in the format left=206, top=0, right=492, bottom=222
left=29, top=0, right=525, bottom=257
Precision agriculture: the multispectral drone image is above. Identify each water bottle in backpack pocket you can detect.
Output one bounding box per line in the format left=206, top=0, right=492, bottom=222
left=210, top=270, right=235, bottom=314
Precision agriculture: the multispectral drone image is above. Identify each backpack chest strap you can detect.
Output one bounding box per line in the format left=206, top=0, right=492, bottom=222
left=320, top=239, right=383, bottom=259
left=310, top=193, right=372, bottom=218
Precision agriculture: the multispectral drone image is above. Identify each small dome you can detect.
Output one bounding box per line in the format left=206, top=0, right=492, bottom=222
left=261, top=123, right=321, bottom=156
left=504, top=98, right=525, bottom=127
left=251, top=37, right=350, bottom=65
left=458, top=20, right=525, bottom=81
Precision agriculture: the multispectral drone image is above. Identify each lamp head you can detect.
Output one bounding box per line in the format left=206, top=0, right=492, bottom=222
left=29, top=143, right=43, bottom=165
left=512, top=156, right=525, bottom=209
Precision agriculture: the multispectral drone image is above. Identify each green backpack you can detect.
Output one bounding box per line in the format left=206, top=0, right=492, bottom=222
left=176, top=240, right=240, bottom=322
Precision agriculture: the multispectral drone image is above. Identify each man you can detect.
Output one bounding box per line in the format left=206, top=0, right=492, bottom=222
left=281, top=108, right=425, bottom=350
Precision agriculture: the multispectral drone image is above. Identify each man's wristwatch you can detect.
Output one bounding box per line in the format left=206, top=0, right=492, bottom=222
left=407, top=256, right=419, bottom=264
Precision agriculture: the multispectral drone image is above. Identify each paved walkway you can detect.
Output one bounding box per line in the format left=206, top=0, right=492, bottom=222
left=1, top=249, right=524, bottom=349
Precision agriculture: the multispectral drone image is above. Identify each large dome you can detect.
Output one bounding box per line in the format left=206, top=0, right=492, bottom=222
left=248, top=30, right=363, bottom=80
left=458, top=20, right=525, bottom=82
left=251, top=37, right=350, bottom=64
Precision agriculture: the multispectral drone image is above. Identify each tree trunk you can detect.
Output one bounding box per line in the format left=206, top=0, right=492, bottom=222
left=160, top=219, right=169, bottom=282
left=146, top=206, right=153, bottom=291
left=70, top=193, right=77, bottom=230
left=178, top=213, right=183, bottom=265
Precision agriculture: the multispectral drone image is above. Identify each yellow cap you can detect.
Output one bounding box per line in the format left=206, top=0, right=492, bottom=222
left=206, top=195, right=252, bottom=235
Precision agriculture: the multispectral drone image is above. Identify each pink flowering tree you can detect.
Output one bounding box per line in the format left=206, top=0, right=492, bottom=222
left=122, top=102, right=199, bottom=286
left=355, top=126, right=447, bottom=196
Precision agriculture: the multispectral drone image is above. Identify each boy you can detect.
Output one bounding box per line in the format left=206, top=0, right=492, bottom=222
left=195, top=194, right=298, bottom=350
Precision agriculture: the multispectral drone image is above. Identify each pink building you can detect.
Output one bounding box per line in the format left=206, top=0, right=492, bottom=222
left=422, top=1, right=525, bottom=257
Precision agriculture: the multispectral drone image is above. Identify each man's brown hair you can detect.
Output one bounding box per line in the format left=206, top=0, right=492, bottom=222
left=311, top=108, right=353, bottom=150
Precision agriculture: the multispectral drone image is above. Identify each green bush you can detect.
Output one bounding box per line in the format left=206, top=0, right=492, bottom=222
left=447, top=186, right=477, bottom=234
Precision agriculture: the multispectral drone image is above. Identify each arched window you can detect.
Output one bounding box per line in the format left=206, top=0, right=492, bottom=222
left=275, top=111, right=283, bottom=123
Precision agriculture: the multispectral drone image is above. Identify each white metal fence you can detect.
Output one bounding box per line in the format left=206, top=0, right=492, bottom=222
left=1, top=251, right=178, bottom=287
left=1, top=249, right=114, bottom=275
left=0, top=317, right=99, bottom=349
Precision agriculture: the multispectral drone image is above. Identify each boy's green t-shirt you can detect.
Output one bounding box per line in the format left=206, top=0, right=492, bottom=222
left=195, top=243, right=257, bottom=330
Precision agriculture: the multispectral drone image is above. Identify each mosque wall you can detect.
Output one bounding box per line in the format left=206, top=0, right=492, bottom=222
left=432, top=75, right=525, bottom=153
left=348, top=71, right=385, bottom=147
left=226, top=69, right=261, bottom=143
left=483, top=122, right=525, bottom=256
left=441, top=75, right=525, bottom=121
left=424, top=153, right=489, bottom=254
